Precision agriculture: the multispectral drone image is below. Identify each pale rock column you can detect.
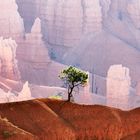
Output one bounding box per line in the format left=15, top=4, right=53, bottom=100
left=127, top=0, right=140, bottom=29
left=127, top=0, right=140, bottom=48
left=107, top=65, right=131, bottom=109
left=83, top=0, right=102, bottom=34
left=21, top=17, right=50, bottom=68
left=0, top=0, right=24, bottom=40
left=17, top=81, right=32, bottom=101
left=136, top=82, right=140, bottom=95
left=80, top=71, right=92, bottom=104
left=39, top=0, right=102, bottom=47
left=0, top=59, right=2, bottom=74
left=84, top=72, right=90, bottom=94
left=0, top=37, right=20, bottom=80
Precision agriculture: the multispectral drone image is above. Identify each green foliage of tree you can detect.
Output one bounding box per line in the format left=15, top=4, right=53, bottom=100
left=59, top=66, right=88, bottom=102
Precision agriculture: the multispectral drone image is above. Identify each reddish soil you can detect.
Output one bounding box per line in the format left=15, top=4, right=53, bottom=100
left=0, top=99, right=140, bottom=140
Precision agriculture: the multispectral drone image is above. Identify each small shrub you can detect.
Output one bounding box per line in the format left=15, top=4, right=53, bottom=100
left=2, top=130, right=13, bottom=139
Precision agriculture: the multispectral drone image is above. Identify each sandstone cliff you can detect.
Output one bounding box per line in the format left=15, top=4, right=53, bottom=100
left=15, top=0, right=140, bottom=87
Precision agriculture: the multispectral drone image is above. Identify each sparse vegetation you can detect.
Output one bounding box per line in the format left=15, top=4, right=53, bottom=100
left=59, top=66, right=88, bottom=102
left=2, top=130, right=13, bottom=139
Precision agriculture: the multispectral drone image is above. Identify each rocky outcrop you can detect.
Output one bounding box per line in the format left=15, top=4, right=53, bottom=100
left=0, top=0, right=139, bottom=92
left=16, top=0, right=140, bottom=49
left=19, top=18, right=50, bottom=67
left=16, top=0, right=39, bottom=32
left=136, top=82, right=140, bottom=95
left=15, top=1, right=140, bottom=86
left=16, top=0, right=102, bottom=47
left=17, top=18, right=65, bottom=86
left=0, top=0, right=24, bottom=40
left=0, top=81, right=32, bottom=103
left=63, top=30, right=140, bottom=86
left=103, top=0, right=140, bottom=50
left=18, top=81, right=32, bottom=101
left=127, top=0, right=140, bottom=29
left=0, top=37, right=20, bottom=80
left=107, top=65, right=131, bottom=109
left=40, top=0, right=102, bottom=47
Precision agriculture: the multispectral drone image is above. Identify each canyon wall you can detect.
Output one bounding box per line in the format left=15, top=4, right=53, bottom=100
left=103, top=0, right=140, bottom=50
left=16, top=0, right=140, bottom=49
left=17, top=17, right=65, bottom=86
left=16, top=0, right=102, bottom=47
left=39, top=0, right=102, bottom=47
left=0, top=0, right=139, bottom=93
left=18, top=18, right=50, bottom=65
left=15, top=0, right=140, bottom=86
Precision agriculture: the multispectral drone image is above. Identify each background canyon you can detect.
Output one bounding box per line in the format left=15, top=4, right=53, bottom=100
left=0, top=0, right=140, bottom=110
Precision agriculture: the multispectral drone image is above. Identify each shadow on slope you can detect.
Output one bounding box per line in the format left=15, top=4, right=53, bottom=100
left=0, top=99, right=140, bottom=140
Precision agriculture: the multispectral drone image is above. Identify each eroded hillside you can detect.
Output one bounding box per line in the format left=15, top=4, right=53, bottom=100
left=0, top=99, right=140, bottom=140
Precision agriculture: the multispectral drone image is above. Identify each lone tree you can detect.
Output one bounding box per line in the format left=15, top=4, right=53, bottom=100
left=59, top=66, right=88, bottom=102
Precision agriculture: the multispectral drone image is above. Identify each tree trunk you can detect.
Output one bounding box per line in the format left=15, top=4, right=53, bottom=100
left=67, top=87, right=73, bottom=102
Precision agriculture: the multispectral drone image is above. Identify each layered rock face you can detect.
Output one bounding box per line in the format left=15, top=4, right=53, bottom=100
left=16, top=0, right=39, bottom=32
left=136, top=82, right=140, bottom=95
left=0, top=0, right=24, bottom=40
left=18, top=18, right=50, bottom=66
left=16, top=0, right=102, bottom=47
left=0, top=37, right=20, bottom=80
left=16, top=0, right=140, bottom=85
left=64, top=30, right=140, bottom=87
left=17, top=17, right=65, bottom=86
left=0, top=0, right=139, bottom=97
left=40, top=0, right=102, bottom=47
left=17, top=17, right=51, bottom=84
left=103, top=0, right=140, bottom=49
left=16, top=0, right=140, bottom=49
left=127, top=0, right=140, bottom=29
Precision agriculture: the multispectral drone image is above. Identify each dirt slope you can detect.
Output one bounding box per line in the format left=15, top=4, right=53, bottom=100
left=0, top=99, right=140, bottom=140
left=44, top=99, right=140, bottom=140
left=0, top=100, right=75, bottom=140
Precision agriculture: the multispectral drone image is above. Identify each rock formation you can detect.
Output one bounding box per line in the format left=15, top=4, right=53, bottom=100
left=40, top=0, right=102, bottom=47
left=0, top=37, right=20, bottom=80
left=17, top=17, right=65, bottom=86
left=18, top=81, right=32, bottom=101
left=15, top=0, right=140, bottom=86
left=21, top=18, right=50, bottom=66
left=17, top=17, right=50, bottom=83
left=0, top=81, right=32, bottom=103
left=127, top=0, right=140, bottom=29
left=107, top=65, right=131, bottom=109
left=103, top=0, right=140, bottom=50
left=16, top=0, right=140, bottom=48
left=17, top=0, right=102, bottom=47
left=0, top=0, right=138, bottom=105
left=16, top=0, right=39, bottom=33
left=136, top=82, right=140, bottom=95
left=0, top=0, right=24, bottom=40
